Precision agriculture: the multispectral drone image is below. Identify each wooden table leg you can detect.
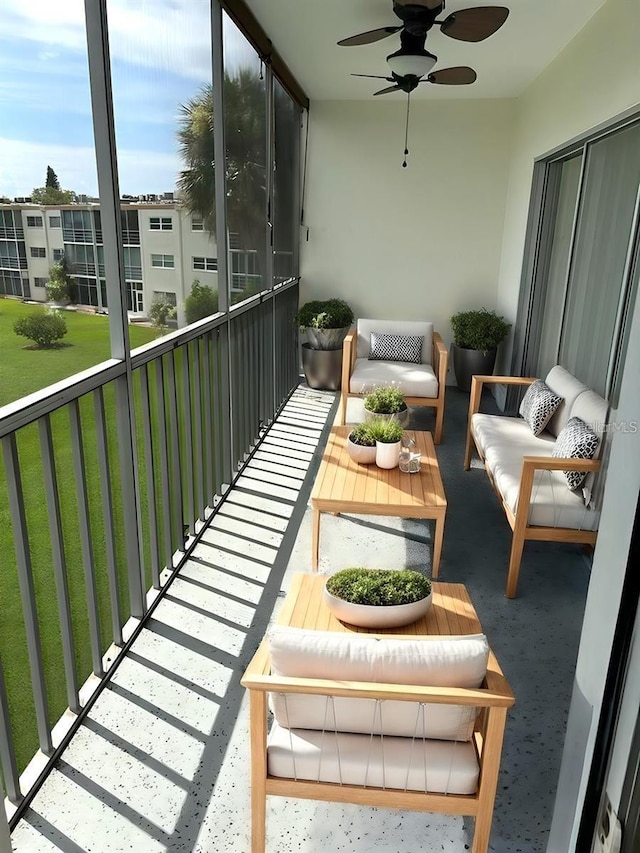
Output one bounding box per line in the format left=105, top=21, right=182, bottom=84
left=431, top=514, right=445, bottom=578
left=312, top=507, right=321, bottom=572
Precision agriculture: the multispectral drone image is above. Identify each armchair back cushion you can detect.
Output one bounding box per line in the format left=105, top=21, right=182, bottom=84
left=268, top=626, right=489, bottom=741
left=357, top=319, right=434, bottom=366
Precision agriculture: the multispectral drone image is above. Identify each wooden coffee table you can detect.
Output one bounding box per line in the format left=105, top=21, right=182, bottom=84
left=310, top=427, right=447, bottom=575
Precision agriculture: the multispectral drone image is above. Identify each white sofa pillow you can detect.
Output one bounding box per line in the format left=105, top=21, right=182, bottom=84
left=268, top=627, right=489, bottom=741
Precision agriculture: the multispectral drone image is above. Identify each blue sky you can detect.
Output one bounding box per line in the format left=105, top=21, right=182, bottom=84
left=0, top=0, right=259, bottom=198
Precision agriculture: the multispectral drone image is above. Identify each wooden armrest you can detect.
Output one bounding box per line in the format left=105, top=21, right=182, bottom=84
left=432, top=332, right=448, bottom=394
left=241, top=673, right=514, bottom=708
left=522, top=456, right=601, bottom=474
left=243, top=638, right=271, bottom=678
left=341, top=329, right=357, bottom=392
left=467, top=375, right=538, bottom=430
left=516, top=455, right=601, bottom=513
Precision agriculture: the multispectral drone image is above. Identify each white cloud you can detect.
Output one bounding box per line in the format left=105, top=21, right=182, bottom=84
left=1, top=0, right=260, bottom=81
left=0, top=137, right=179, bottom=197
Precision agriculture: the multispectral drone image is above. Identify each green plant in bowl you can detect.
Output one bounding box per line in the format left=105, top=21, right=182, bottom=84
left=363, top=385, right=405, bottom=415
left=348, top=422, right=376, bottom=447
left=326, top=567, right=432, bottom=606
left=367, top=416, right=404, bottom=444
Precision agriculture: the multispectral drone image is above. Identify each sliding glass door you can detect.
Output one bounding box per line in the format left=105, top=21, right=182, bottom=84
left=521, top=117, right=640, bottom=400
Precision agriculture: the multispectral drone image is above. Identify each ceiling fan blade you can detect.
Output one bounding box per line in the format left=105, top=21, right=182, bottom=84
left=426, top=66, right=477, bottom=85
left=440, top=7, right=509, bottom=42
left=352, top=74, right=394, bottom=80
left=373, top=85, right=403, bottom=96
left=338, top=26, right=401, bottom=47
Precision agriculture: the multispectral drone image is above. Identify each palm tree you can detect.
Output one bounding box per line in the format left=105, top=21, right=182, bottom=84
left=177, top=69, right=267, bottom=284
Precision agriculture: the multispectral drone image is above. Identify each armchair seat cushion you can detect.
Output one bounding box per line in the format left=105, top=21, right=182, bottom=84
left=350, top=358, right=439, bottom=398
left=268, top=723, right=480, bottom=795
left=472, top=413, right=600, bottom=531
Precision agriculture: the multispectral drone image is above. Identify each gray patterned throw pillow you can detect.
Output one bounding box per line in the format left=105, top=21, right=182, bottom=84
left=552, top=417, right=600, bottom=490
left=519, top=379, right=563, bottom=436
left=369, top=332, right=423, bottom=364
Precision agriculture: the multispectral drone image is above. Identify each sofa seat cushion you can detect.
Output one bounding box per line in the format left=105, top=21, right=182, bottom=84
left=268, top=627, right=488, bottom=741
left=357, top=319, right=433, bottom=365
left=268, top=722, right=479, bottom=795
left=350, top=358, right=438, bottom=398
left=472, top=414, right=600, bottom=530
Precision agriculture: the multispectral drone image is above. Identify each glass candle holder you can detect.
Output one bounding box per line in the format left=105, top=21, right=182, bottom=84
left=408, top=450, right=422, bottom=473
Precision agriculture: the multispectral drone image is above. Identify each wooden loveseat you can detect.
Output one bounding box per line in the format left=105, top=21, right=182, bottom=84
left=464, top=365, right=608, bottom=597
left=338, top=319, right=448, bottom=443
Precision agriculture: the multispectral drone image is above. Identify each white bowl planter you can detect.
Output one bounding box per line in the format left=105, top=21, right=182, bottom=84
left=346, top=436, right=377, bottom=464
left=375, top=439, right=401, bottom=469
left=323, top=586, right=433, bottom=628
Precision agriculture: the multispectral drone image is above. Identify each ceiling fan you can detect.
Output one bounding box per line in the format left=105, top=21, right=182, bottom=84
left=338, top=2, right=509, bottom=165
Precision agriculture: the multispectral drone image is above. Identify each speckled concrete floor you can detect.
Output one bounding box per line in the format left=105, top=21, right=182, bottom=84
left=10, top=386, right=590, bottom=852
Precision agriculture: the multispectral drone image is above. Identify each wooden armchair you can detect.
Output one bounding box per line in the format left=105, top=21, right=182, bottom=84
left=338, top=319, right=448, bottom=444
left=242, top=623, right=514, bottom=852
left=464, top=372, right=604, bottom=598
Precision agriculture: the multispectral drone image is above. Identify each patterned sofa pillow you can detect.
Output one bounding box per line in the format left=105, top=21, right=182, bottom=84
left=519, top=379, right=563, bottom=436
left=552, top=416, right=600, bottom=490
left=369, top=332, right=423, bottom=364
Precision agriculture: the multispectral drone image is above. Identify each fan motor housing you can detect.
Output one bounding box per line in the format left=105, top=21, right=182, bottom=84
left=392, top=1, right=444, bottom=35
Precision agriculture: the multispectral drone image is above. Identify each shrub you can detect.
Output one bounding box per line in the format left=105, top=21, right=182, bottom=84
left=294, top=298, right=353, bottom=330
left=149, top=299, right=177, bottom=334
left=185, top=279, right=218, bottom=324
left=450, top=308, right=511, bottom=355
left=364, top=385, right=405, bottom=414
left=326, top=568, right=431, bottom=606
left=348, top=422, right=376, bottom=447
left=367, top=416, right=404, bottom=444
left=14, top=310, right=68, bottom=347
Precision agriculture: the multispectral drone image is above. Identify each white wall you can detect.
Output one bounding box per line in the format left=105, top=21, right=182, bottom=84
left=300, top=98, right=516, bottom=352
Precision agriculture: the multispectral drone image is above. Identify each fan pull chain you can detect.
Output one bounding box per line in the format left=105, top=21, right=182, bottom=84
left=402, top=92, right=411, bottom=168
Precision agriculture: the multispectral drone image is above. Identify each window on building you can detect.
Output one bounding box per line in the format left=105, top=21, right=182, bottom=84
left=127, top=280, right=144, bottom=313
left=26, top=215, right=43, bottom=227
left=49, top=216, right=61, bottom=228
left=151, top=253, right=174, bottom=268
left=152, top=290, right=177, bottom=307
left=34, top=277, right=48, bottom=288
left=191, top=215, right=204, bottom=231
left=30, top=247, right=46, bottom=258
left=121, top=209, right=140, bottom=245
left=193, top=256, right=217, bottom=271
left=149, top=216, right=172, bottom=231
left=53, top=249, right=64, bottom=262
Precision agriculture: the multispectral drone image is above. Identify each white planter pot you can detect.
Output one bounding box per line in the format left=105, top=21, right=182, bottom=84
left=375, top=440, right=401, bottom=469
left=346, top=436, right=377, bottom=465
left=323, top=587, right=433, bottom=628
left=364, top=403, right=410, bottom=426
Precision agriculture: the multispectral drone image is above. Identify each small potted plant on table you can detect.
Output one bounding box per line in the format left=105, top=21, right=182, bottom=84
left=323, top=567, right=433, bottom=628
left=368, top=416, right=404, bottom=469
left=450, top=307, right=511, bottom=392
left=346, top=422, right=377, bottom=464
left=363, top=385, right=409, bottom=425
left=295, top=298, right=354, bottom=391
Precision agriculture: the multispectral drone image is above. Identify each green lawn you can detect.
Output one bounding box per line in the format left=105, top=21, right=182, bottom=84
left=0, top=298, right=159, bottom=774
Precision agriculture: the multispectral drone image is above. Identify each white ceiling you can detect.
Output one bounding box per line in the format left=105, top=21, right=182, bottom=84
left=245, top=0, right=606, bottom=100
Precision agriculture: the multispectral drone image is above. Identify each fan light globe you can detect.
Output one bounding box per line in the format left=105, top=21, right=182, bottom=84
left=386, top=49, right=436, bottom=79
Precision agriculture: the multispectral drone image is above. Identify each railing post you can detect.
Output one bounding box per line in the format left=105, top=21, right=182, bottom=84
left=0, top=657, right=21, bottom=805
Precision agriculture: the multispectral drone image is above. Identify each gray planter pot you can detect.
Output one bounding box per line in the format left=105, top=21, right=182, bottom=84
left=301, top=343, right=343, bottom=390
left=305, top=326, right=350, bottom=351
left=364, top=403, right=410, bottom=426
left=452, top=344, right=498, bottom=392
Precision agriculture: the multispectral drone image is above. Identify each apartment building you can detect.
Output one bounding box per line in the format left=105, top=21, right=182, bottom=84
left=0, top=200, right=261, bottom=326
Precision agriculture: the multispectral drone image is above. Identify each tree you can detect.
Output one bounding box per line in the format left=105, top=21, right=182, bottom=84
left=14, top=310, right=67, bottom=347
left=46, top=256, right=75, bottom=303
left=46, top=166, right=61, bottom=190
left=185, top=279, right=218, bottom=324
left=177, top=70, right=267, bottom=281
left=32, top=167, right=77, bottom=205
left=149, top=298, right=177, bottom=335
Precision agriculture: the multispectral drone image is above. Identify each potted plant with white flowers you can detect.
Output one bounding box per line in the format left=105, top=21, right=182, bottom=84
left=363, top=385, right=409, bottom=425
